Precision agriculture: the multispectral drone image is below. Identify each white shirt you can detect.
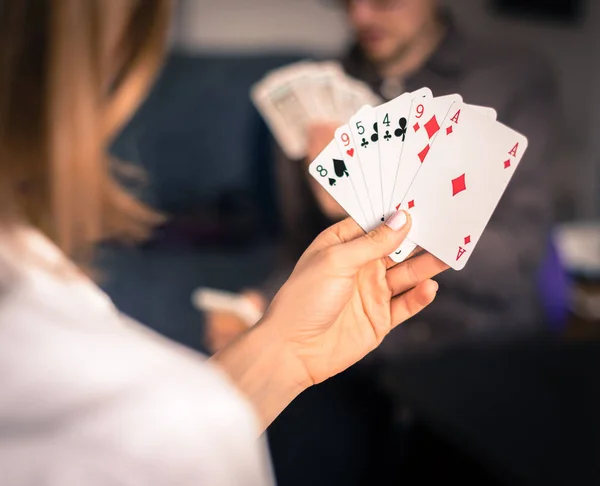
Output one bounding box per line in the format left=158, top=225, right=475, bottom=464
left=0, top=228, right=274, bottom=485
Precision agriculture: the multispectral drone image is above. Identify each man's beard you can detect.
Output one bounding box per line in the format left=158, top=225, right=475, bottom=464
left=360, top=19, right=441, bottom=72
left=372, top=40, right=415, bottom=70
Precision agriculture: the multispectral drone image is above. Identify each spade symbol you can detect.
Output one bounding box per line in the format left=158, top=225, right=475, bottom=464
left=328, top=178, right=336, bottom=187
left=371, top=123, right=379, bottom=143
left=395, top=117, right=407, bottom=141
left=333, top=158, right=349, bottom=178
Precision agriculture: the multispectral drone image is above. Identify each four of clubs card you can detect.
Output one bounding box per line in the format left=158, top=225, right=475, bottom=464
left=309, top=88, right=527, bottom=271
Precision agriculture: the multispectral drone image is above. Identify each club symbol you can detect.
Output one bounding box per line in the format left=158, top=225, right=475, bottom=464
left=395, top=117, right=407, bottom=141
left=384, top=130, right=392, bottom=141
left=361, top=138, right=369, bottom=148
left=370, top=123, right=379, bottom=143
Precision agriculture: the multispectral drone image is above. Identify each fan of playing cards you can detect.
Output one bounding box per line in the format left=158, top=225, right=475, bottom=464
left=308, top=89, right=528, bottom=271
left=251, top=61, right=381, bottom=159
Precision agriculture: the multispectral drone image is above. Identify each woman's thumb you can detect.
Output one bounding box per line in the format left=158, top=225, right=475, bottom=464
left=338, top=211, right=411, bottom=269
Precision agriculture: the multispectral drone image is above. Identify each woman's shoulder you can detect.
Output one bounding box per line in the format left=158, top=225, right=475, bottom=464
left=0, top=228, right=273, bottom=485
left=0, top=314, right=273, bottom=484
left=0, top=227, right=257, bottom=428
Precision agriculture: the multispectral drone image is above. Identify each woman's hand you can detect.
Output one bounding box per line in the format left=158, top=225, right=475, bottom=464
left=212, top=212, right=448, bottom=430
left=264, top=212, right=447, bottom=386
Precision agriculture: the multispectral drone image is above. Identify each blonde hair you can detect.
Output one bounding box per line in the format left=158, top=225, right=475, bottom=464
left=0, top=0, right=172, bottom=258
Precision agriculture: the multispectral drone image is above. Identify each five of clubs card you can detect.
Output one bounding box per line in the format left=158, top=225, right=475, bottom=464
left=309, top=89, right=528, bottom=271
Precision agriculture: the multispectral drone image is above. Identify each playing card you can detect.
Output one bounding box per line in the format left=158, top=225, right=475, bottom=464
left=333, top=78, right=382, bottom=122
left=389, top=94, right=463, bottom=215
left=192, top=288, right=263, bottom=327
left=334, top=120, right=378, bottom=229
left=398, top=102, right=528, bottom=270
left=469, top=105, right=497, bottom=121
left=257, top=60, right=314, bottom=88
left=349, top=106, right=385, bottom=223
left=251, top=61, right=380, bottom=159
left=389, top=101, right=501, bottom=262
left=377, top=87, right=433, bottom=219
left=309, top=140, right=369, bottom=230
left=251, top=73, right=312, bottom=159
left=293, top=62, right=344, bottom=123
left=387, top=94, right=463, bottom=261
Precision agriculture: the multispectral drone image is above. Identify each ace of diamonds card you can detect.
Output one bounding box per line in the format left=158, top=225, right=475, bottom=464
left=398, top=102, right=528, bottom=270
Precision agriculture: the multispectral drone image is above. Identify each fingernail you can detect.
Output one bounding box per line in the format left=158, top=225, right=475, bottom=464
left=433, top=281, right=439, bottom=293
left=385, top=210, right=407, bottom=231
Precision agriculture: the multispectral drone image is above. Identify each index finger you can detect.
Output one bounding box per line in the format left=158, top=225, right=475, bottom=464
left=386, top=252, right=449, bottom=297
left=385, top=246, right=425, bottom=270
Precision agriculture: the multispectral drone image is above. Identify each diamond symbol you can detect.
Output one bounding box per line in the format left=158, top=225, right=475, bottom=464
left=413, top=122, right=420, bottom=132
left=452, top=174, right=466, bottom=197
left=464, top=235, right=471, bottom=245
left=424, top=116, right=440, bottom=139
left=418, top=145, right=430, bottom=163
left=446, top=126, right=453, bottom=135
left=504, top=159, right=511, bottom=169
left=408, top=200, right=415, bottom=209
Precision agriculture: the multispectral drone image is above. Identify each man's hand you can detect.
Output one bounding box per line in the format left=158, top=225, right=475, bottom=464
left=205, top=292, right=266, bottom=353
left=205, top=312, right=248, bottom=353
left=307, top=122, right=339, bottom=163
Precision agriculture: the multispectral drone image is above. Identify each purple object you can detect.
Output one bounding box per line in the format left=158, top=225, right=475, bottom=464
left=537, top=236, right=571, bottom=332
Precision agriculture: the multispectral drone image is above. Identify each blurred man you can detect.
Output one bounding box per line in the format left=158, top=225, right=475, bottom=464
left=206, top=1, right=561, bottom=484
left=208, top=0, right=561, bottom=358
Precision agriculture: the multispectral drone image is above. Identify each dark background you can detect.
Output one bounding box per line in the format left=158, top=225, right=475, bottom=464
left=99, top=0, right=600, bottom=484
left=493, top=0, right=584, bottom=23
